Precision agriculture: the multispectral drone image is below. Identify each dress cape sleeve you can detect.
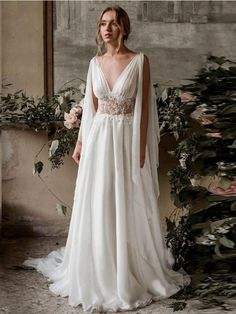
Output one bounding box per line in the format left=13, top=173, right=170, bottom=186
left=77, top=59, right=96, bottom=152
left=132, top=53, right=160, bottom=199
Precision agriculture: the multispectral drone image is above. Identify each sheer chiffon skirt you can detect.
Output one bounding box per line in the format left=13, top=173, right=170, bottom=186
left=23, top=112, right=190, bottom=313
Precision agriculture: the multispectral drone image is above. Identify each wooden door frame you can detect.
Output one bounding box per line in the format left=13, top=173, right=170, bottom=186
left=43, top=1, right=54, bottom=97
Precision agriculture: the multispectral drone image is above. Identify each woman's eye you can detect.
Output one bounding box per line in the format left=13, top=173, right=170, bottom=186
left=112, top=22, right=118, bottom=26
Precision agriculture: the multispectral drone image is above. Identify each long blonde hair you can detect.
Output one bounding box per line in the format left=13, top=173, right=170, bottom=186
left=95, top=6, right=131, bottom=56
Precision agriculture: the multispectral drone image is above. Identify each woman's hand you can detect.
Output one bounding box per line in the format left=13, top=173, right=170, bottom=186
left=140, top=146, right=146, bottom=168
left=72, top=140, right=82, bottom=165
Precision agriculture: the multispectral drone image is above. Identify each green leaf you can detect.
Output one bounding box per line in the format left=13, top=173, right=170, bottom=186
left=221, top=129, right=236, bottom=139
left=213, top=251, right=236, bottom=261
left=218, top=178, right=232, bottom=190
left=192, top=221, right=211, bottom=231
left=161, top=88, right=168, bottom=101
left=207, top=195, right=236, bottom=202
left=49, top=139, right=59, bottom=157
left=173, top=131, right=179, bottom=141
left=211, top=217, right=236, bottom=229
left=207, top=55, right=228, bottom=65
left=169, top=301, right=187, bottom=311
left=230, top=201, right=236, bottom=211
left=165, top=217, right=176, bottom=233
left=32, top=161, right=44, bottom=175
left=220, top=104, right=236, bottom=115
left=219, top=236, right=235, bottom=249
left=214, top=243, right=223, bottom=257
left=56, top=203, right=67, bottom=216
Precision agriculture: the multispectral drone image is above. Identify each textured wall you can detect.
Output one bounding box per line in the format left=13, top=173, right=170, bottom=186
left=1, top=1, right=74, bottom=237
left=2, top=1, right=236, bottom=237
left=54, top=1, right=236, bottom=92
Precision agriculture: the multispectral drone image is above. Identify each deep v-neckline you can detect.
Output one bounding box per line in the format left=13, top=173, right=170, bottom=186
left=95, top=53, right=139, bottom=93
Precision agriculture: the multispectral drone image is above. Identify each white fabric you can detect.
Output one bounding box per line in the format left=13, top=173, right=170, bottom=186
left=23, top=52, right=190, bottom=313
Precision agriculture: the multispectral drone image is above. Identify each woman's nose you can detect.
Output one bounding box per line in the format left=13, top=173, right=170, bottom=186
left=106, top=23, right=112, bottom=31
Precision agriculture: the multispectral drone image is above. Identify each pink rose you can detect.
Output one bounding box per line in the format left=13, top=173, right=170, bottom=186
left=179, top=91, right=197, bottom=103
left=64, top=108, right=81, bottom=129
left=64, top=120, right=73, bottom=129
left=71, top=106, right=82, bottom=115
left=64, top=112, right=77, bottom=124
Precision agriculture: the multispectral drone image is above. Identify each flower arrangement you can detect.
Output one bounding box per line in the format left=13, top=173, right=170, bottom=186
left=1, top=79, right=86, bottom=216
left=1, top=80, right=86, bottom=170
left=64, top=98, right=84, bottom=129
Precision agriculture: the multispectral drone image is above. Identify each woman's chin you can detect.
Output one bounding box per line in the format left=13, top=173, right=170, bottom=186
left=103, top=38, right=112, bottom=43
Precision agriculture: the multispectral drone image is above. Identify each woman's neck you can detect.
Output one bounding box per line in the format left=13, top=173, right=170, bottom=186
left=105, top=43, right=128, bottom=56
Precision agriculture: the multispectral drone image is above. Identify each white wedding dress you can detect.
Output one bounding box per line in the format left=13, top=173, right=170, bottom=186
left=23, top=52, right=190, bottom=313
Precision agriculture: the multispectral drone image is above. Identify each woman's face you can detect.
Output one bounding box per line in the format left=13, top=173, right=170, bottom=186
left=99, top=10, right=122, bottom=44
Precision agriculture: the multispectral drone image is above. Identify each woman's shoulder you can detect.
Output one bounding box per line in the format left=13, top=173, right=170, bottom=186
left=88, top=51, right=147, bottom=67
left=139, top=52, right=148, bottom=59
left=133, top=51, right=148, bottom=62
left=91, top=50, right=144, bottom=59
left=90, top=55, right=97, bottom=62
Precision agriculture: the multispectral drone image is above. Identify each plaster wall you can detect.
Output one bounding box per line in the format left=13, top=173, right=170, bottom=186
left=2, top=1, right=236, bottom=237
left=1, top=1, right=75, bottom=237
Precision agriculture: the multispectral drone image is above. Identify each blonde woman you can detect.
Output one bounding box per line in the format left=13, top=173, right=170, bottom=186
left=23, top=5, right=190, bottom=313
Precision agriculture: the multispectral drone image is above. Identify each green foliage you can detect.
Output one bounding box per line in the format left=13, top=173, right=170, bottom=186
left=48, top=127, right=79, bottom=169
left=1, top=82, right=84, bottom=169
left=33, top=161, right=44, bottom=175
left=166, top=214, right=195, bottom=272
left=157, top=87, right=192, bottom=140
left=161, top=55, right=236, bottom=310
left=168, top=301, right=187, bottom=311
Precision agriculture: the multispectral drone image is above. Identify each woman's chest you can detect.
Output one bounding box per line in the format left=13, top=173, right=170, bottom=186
left=92, top=58, right=139, bottom=99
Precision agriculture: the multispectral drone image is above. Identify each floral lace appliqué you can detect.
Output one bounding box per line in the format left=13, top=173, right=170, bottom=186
left=98, top=95, right=135, bottom=115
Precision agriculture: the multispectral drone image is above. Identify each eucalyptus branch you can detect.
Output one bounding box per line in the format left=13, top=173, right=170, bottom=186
left=37, top=174, right=72, bottom=215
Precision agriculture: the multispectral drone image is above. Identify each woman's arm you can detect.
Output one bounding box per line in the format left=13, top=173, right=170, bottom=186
left=140, top=54, right=150, bottom=168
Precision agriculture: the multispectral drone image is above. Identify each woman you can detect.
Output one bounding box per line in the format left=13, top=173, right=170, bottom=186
left=23, top=5, right=190, bottom=313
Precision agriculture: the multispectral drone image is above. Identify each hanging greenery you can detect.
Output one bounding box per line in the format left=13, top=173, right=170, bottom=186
left=1, top=80, right=85, bottom=170
left=159, top=55, right=236, bottom=310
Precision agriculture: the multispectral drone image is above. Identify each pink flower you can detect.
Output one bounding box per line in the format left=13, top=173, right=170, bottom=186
left=179, top=91, right=197, bottom=103
left=199, top=115, right=217, bottom=125
left=64, top=101, right=83, bottom=130
left=209, top=186, right=236, bottom=196
left=71, top=106, right=82, bottom=115
left=209, top=180, right=236, bottom=196
left=64, top=120, right=73, bottom=129
left=73, top=119, right=81, bottom=128
left=207, top=132, right=222, bottom=138
left=64, top=112, right=77, bottom=124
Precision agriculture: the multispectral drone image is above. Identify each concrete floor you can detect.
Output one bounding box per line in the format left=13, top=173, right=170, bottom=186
left=0, top=236, right=234, bottom=314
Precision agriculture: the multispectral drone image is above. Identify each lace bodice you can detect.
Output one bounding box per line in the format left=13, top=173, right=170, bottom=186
left=97, top=95, right=135, bottom=115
